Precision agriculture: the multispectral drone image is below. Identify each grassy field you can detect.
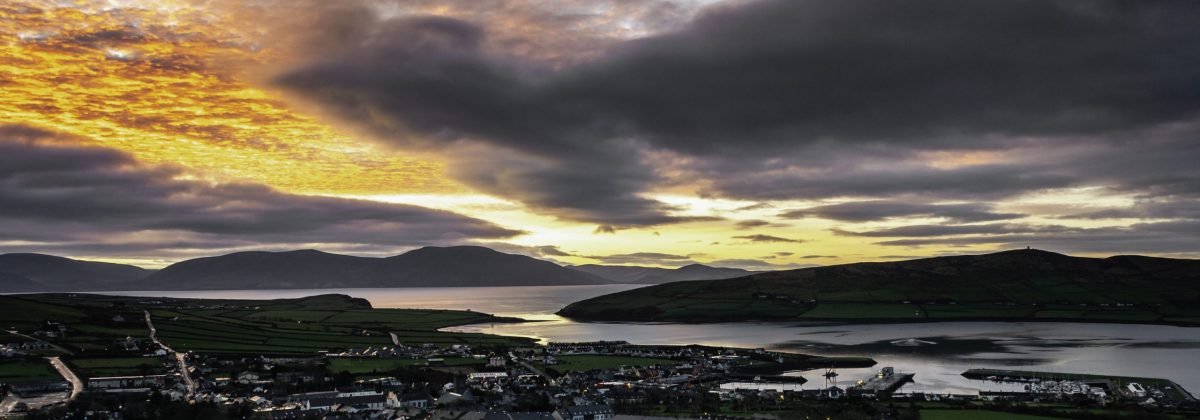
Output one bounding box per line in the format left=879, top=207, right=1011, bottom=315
left=800, top=303, right=924, bottom=319
left=544, top=355, right=676, bottom=373
left=148, top=307, right=528, bottom=354
left=919, top=409, right=1063, bottom=420
left=67, top=357, right=165, bottom=378
left=0, top=358, right=61, bottom=384
left=0, top=296, right=88, bottom=331
left=0, top=294, right=535, bottom=357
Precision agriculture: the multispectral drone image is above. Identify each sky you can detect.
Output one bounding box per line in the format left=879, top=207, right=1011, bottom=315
left=1, top=0, right=1198, bottom=269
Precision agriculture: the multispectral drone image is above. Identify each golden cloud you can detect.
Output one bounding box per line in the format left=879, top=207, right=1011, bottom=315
left=1, top=0, right=454, bottom=195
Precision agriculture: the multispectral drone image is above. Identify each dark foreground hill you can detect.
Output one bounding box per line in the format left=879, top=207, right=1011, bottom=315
left=136, top=246, right=610, bottom=290
left=569, top=263, right=757, bottom=284
left=557, top=249, right=1200, bottom=325
left=0, top=253, right=150, bottom=292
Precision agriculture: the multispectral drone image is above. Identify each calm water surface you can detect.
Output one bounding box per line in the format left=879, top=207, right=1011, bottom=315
left=115, top=284, right=640, bottom=319
left=115, top=285, right=1200, bottom=395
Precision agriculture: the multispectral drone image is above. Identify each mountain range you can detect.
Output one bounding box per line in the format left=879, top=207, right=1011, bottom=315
left=0, top=246, right=753, bottom=292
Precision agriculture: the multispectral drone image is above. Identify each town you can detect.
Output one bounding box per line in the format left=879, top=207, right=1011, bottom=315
left=2, top=294, right=1198, bottom=419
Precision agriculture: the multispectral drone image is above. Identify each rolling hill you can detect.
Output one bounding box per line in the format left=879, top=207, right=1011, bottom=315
left=570, top=263, right=757, bottom=284
left=0, top=253, right=150, bottom=292
left=365, top=246, right=611, bottom=287
left=557, top=249, right=1200, bottom=325
left=136, top=249, right=377, bottom=290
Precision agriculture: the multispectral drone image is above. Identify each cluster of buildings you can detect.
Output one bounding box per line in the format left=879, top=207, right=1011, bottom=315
left=332, top=344, right=475, bottom=360
left=113, top=342, right=792, bottom=418
left=972, top=378, right=1193, bottom=408
left=0, top=339, right=50, bottom=357
left=954, top=368, right=1197, bottom=410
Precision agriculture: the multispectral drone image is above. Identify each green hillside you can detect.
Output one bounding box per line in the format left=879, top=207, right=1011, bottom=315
left=557, top=249, right=1200, bottom=324
left=1, top=293, right=533, bottom=356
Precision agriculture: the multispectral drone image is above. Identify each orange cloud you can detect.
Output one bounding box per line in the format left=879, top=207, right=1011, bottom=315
left=1, top=1, right=454, bottom=195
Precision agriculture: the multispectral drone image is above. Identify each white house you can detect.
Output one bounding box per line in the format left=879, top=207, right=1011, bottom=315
left=552, top=405, right=613, bottom=420
left=236, top=371, right=260, bottom=384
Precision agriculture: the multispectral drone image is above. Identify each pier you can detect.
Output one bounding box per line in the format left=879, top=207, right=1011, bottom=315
left=857, top=367, right=914, bottom=394
left=723, top=374, right=807, bottom=384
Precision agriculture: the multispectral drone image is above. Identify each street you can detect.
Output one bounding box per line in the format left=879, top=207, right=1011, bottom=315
left=47, top=356, right=82, bottom=401
left=144, top=310, right=196, bottom=396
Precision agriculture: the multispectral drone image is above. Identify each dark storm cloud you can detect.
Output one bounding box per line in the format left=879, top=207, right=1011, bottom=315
left=783, top=201, right=1022, bottom=223
left=734, top=219, right=771, bottom=229
left=0, top=125, right=520, bottom=258
left=274, top=14, right=685, bottom=227
left=1061, top=200, right=1200, bottom=221
left=834, top=223, right=1071, bottom=238
left=701, top=157, right=1093, bottom=201
left=276, top=0, right=1200, bottom=250
left=734, top=219, right=788, bottom=230
left=732, top=234, right=803, bottom=243
left=734, top=203, right=773, bottom=212
left=1059, top=135, right=1200, bottom=201
left=855, top=220, right=1200, bottom=256
left=873, top=221, right=1200, bottom=256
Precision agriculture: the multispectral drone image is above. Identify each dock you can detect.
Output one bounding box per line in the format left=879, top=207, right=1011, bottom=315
left=723, top=374, right=807, bottom=384
left=962, top=368, right=1075, bottom=383
left=857, top=367, right=914, bottom=394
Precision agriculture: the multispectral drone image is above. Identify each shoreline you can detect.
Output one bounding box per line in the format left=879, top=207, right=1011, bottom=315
left=556, top=314, right=1200, bottom=328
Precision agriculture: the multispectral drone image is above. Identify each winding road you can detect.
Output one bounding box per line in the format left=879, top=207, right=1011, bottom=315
left=144, top=310, right=196, bottom=396
left=0, top=357, right=81, bottom=415
left=48, top=356, right=83, bottom=401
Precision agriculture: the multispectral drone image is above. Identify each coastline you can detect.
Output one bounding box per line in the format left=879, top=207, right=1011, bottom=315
left=554, top=314, right=1200, bottom=327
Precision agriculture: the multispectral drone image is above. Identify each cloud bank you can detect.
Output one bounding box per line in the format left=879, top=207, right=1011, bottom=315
left=0, top=125, right=520, bottom=260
